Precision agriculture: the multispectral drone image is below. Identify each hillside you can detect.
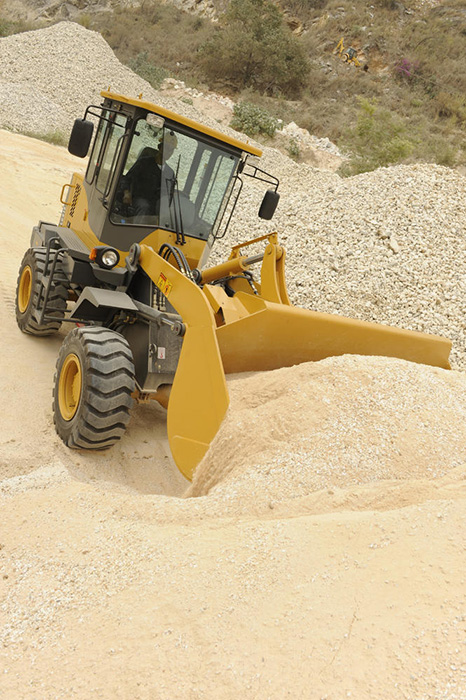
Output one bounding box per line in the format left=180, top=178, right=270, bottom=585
left=1, top=0, right=465, bottom=173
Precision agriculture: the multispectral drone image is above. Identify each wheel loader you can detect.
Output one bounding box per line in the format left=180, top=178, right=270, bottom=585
left=15, top=91, right=451, bottom=480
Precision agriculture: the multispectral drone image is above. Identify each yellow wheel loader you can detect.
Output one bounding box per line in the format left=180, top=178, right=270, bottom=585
left=15, top=91, right=451, bottom=480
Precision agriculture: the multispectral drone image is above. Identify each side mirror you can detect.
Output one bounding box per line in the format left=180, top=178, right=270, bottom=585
left=68, top=118, right=94, bottom=158
left=259, top=189, right=280, bottom=220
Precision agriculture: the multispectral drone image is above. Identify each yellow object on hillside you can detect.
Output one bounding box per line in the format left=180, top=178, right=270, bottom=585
left=335, top=37, right=361, bottom=67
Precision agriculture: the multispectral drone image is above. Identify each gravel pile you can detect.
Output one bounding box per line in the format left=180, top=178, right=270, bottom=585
left=0, top=22, right=247, bottom=137
left=1, top=21, right=465, bottom=368
left=224, top=162, right=466, bottom=369
left=187, top=355, right=466, bottom=509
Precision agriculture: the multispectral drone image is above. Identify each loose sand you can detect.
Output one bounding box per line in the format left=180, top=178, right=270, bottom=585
left=0, top=130, right=465, bottom=699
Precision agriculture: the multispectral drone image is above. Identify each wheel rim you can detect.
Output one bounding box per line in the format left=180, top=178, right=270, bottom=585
left=18, top=265, right=32, bottom=313
left=58, top=353, right=82, bottom=421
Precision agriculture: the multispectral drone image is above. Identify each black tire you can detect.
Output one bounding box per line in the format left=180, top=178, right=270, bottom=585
left=53, top=327, right=135, bottom=450
left=15, top=248, right=68, bottom=336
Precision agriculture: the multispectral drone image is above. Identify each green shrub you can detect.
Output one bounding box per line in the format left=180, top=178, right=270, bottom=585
left=0, top=16, right=11, bottom=36
left=434, top=91, right=466, bottom=125
left=339, top=98, right=415, bottom=175
left=230, top=102, right=279, bottom=138
left=288, top=137, right=300, bottom=159
left=416, top=134, right=459, bottom=168
left=199, top=0, right=309, bottom=98
left=128, top=51, right=168, bottom=89
left=0, top=13, right=30, bottom=36
left=77, top=14, right=92, bottom=29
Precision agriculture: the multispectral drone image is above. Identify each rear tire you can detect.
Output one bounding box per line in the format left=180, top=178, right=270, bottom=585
left=15, top=248, right=68, bottom=336
left=53, top=327, right=135, bottom=450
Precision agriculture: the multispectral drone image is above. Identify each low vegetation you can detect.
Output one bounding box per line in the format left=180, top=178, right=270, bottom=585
left=127, top=51, right=168, bottom=90
left=230, top=102, right=280, bottom=138
left=198, top=0, right=308, bottom=98
left=0, top=10, right=29, bottom=36
left=1, top=0, right=465, bottom=174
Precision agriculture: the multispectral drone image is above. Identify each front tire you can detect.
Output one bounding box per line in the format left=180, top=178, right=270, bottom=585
left=15, top=248, right=68, bottom=336
left=53, top=327, right=135, bottom=449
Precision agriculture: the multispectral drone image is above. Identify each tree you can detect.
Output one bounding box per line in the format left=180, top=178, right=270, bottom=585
left=199, top=0, right=309, bottom=98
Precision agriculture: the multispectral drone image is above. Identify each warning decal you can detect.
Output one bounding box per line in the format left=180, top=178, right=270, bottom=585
left=156, top=272, right=173, bottom=297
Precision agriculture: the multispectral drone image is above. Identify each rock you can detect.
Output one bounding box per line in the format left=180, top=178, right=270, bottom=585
left=389, top=234, right=400, bottom=253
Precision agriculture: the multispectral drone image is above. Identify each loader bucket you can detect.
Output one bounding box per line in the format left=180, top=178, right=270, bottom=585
left=138, top=241, right=451, bottom=481
left=215, top=291, right=452, bottom=374
left=138, top=245, right=229, bottom=481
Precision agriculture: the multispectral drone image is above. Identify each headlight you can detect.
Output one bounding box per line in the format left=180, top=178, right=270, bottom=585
left=101, top=249, right=119, bottom=268
left=89, top=246, right=120, bottom=269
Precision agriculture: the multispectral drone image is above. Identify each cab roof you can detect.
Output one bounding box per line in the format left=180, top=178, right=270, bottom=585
left=101, top=90, right=263, bottom=157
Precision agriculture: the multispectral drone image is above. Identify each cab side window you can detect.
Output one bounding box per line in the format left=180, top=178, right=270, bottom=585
left=85, top=112, right=107, bottom=185
left=95, top=113, right=127, bottom=197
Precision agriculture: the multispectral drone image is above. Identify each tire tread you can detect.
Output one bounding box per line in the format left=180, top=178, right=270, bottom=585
left=16, top=248, right=68, bottom=336
left=53, top=327, right=135, bottom=450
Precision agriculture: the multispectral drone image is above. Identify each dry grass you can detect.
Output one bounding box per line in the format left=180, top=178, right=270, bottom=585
left=1, top=0, right=464, bottom=172
left=92, top=3, right=213, bottom=86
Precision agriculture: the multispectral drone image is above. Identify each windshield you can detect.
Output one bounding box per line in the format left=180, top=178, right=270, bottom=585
left=110, top=118, right=240, bottom=240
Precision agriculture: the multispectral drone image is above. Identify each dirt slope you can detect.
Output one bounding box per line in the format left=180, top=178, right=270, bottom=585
left=0, top=130, right=465, bottom=700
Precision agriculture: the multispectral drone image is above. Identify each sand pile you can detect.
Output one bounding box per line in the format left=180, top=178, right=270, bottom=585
left=188, top=356, right=466, bottom=509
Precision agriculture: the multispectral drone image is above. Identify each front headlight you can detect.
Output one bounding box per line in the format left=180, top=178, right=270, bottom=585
left=89, top=246, right=120, bottom=269
left=101, top=249, right=120, bottom=268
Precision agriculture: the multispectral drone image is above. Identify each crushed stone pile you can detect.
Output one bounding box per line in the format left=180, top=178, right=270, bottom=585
left=1, top=22, right=465, bottom=368
left=0, top=22, right=247, bottom=139
left=224, top=163, right=466, bottom=370
left=187, top=355, right=466, bottom=513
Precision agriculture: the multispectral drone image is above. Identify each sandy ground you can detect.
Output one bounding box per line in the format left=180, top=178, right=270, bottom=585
left=0, top=129, right=466, bottom=699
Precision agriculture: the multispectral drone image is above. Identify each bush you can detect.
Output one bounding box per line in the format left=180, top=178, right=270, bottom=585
left=288, top=137, right=300, bottom=159
left=199, top=0, right=309, bottom=98
left=230, top=102, right=280, bottom=138
left=394, top=58, right=420, bottom=81
left=77, top=14, right=92, bottom=29
left=0, top=13, right=30, bottom=36
left=434, top=91, right=466, bottom=125
left=339, top=98, right=415, bottom=175
left=128, top=52, right=168, bottom=89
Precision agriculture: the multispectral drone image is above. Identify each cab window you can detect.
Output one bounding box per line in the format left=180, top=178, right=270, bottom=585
left=96, top=113, right=127, bottom=196
left=110, top=118, right=239, bottom=240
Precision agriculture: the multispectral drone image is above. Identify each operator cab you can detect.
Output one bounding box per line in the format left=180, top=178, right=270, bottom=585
left=68, top=91, right=279, bottom=254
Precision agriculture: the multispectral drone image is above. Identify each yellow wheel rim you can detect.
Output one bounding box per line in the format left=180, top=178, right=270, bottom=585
left=58, top=353, right=82, bottom=421
left=18, top=265, right=32, bottom=314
